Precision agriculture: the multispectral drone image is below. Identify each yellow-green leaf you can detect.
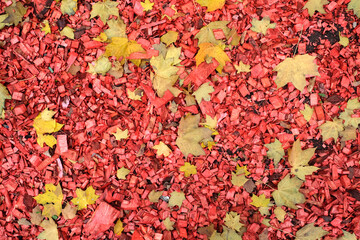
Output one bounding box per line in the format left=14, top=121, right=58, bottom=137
left=300, top=104, right=314, bottom=122
left=71, top=186, right=99, bottom=210
left=295, top=223, right=328, bottom=240
left=163, top=217, right=175, bottom=230
left=318, top=118, right=344, bottom=141
left=274, top=54, right=320, bottom=91
left=153, top=141, right=172, bottom=157
left=148, top=190, right=163, bottom=203
left=88, top=56, right=111, bottom=75
left=168, top=191, right=185, bottom=207
left=41, top=20, right=51, bottom=35
left=339, top=109, right=360, bottom=128
left=339, top=231, right=357, bottom=240
left=193, top=82, right=214, bottom=103
left=60, top=26, right=74, bottom=39
left=339, top=33, right=349, bottom=47
left=61, top=0, right=77, bottom=15
left=33, top=184, right=63, bottom=218
left=303, top=0, right=329, bottom=16
left=0, top=83, right=11, bottom=118
left=224, top=212, right=243, bottom=232
left=265, top=138, right=284, bottom=165
left=90, top=0, right=119, bottom=24
left=250, top=194, right=270, bottom=208
left=272, top=174, right=305, bottom=209
left=3, top=2, right=27, bottom=26
left=274, top=207, right=286, bottom=222
left=348, top=0, right=360, bottom=18
left=105, top=19, right=126, bottom=39
left=250, top=17, right=276, bottom=35
left=179, top=162, right=197, bottom=177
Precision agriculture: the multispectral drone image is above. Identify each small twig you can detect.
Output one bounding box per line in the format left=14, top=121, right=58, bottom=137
left=191, top=0, right=207, bottom=26
left=293, top=24, right=304, bottom=57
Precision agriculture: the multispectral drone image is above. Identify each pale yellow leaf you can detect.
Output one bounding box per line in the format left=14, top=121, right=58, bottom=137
left=224, top=212, right=243, bottom=232
left=300, top=104, right=314, bottom=122
left=339, top=231, right=357, bottom=240
left=318, top=118, right=344, bottom=141
left=195, top=21, right=230, bottom=45
left=234, top=61, right=251, bottom=73
left=303, top=0, right=329, bottom=16
left=339, top=109, right=360, bottom=128
left=193, top=82, right=214, bottom=103
left=250, top=17, right=276, bottom=35
left=105, top=19, right=126, bottom=39
left=163, top=217, right=175, bottom=230
left=61, top=203, right=77, bottom=220
left=339, top=33, right=349, bottom=47
left=201, top=115, right=217, bottom=129
left=295, top=223, right=328, bottom=240
left=37, top=219, right=58, bottom=240
left=161, top=31, right=178, bottom=46
left=117, top=167, right=130, bottom=180
left=0, top=83, right=11, bottom=119
left=346, top=98, right=360, bottom=110
left=113, top=128, right=129, bottom=140
left=348, top=0, right=360, bottom=17
left=153, top=141, right=172, bottom=157
left=60, top=26, right=74, bottom=39
left=90, top=0, right=119, bottom=24
left=33, top=184, right=63, bottom=218
left=61, top=0, right=77, bottom=15
left=274, top=207, right=286, bottom=222
left=104, top=37, right=144, bottom=66
left=265, top=138, right=284, bottom=165
left=272, top=174, right=305, bottom=209
left=148, top=190, right=163, bottom=203
left=30, top=206, right=44, bottom=225
left=3, top=2, right=27, bottom=26
left=87, top=56, right=111, bottom=75
left=274, top=54, right=320, bottom=91
left=339, top=126, right=357, bottom=141
left=168, top=191, right=185, bottom=207
left=93, top=32, right=108, bottom=42
left=127, top=88, right=143, bottom=101
left=231, top=173, right=248, bottom=187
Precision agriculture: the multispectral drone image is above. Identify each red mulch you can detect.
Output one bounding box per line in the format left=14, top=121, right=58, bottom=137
left=1, top=0, right=360, bottom=239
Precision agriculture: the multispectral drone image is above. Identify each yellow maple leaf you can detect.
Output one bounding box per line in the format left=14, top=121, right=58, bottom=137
left=339, top=33, right=349, bottom=47
left=105, top=37, right=144, bottom=66
left=37, top=219, right=59, bottom=240
left=300, top=104, right=314, bottom=122
left=295, top=223, right=328, bottom=240
left=196, top=0, right=225, bottom=12
left=94, top=32, right=108, bottom=42
left=272, top=174, right=305, bottom=209
left=235, top=165, right=250, bottom=176
left=234, top=61, right=251, bottom=73
left=88, top=56, right=112, bottom=75
left=33, top=109, right=63, bottom=147
left=250, top=194, right=270, bottom=208
left=161, top=31, right=178, bottom=46
left=127, top=88, right=143, bottom=101
left=265, top=138, right=284, bottom=165
left=153, top=141, right=172, bottom=157
left=200, top=115, right=217, bottom=129
left=163, top=217, right=175, bottom=230
left=250, top=17, right=276, bottom=35
left=114, top=219, right=124, bottom=235
left=348, top=0, right=360, bottom=17
left=339, top=109, right=360, bottom=128
left=71, top=186, right=99, bottom=210
left=117, top=167, right=130, bottom=179
left=193, top=82, right=214, bottom=103
left=274, top=54, right=320, bottom=91
left=61, top=0, right=77, bottom=16
left=318, top=118, right=344, bottom=141
left=346, top=98, right=360, bottom=110
left=288, top=139, right=318, bottom=180
left=41, top=20, right=51, bottom=35
left=148, top=190, right=164, bottom=203
left=105, top=19, right=127, bottom=39
left=176, top=114, right=213, bottom=157
left=194, top=21, right=230, bottom=45
left=33, top=184, right=63, bottom=218
left=179, top=162, right=197, bottom=177
left=90, top=0, right=119, bottom=24
left=60, top=26, right=74, bottom=39
left=195, top=43, right=230, bottom=73
left=0, top=83, right=11, bottom=119
left=141, top=0, right=154, bottom=12
left=224, top=212, right=243, bottom=232
left=274, top=207, right=286, bottom=222
left=113, top=127, right=129, bottom=140
left=231, top=173, right=248, bottom=187
left=303, top=0, right=329, bottom=16
left=168, top=191, right=185, bottom=207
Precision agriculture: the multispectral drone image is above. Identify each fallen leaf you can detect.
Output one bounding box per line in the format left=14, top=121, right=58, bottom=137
left=274, top=54, right=320, bottom=91
left=300, top=104, right=314, bottom=122
left=163, top=217, right=175, bottom=230
left=0, top=14, right=9, bottom=30
left=61, top=0, right=77, bottom=15
left=201, top=115, right=218, bottom=129
left=339, top=109, right=360, bottom=128
left=0, top=83, right=11, bottom=118
left=168, top=191, right=185, bottom=207
left=88, top=56, right=112, bottom=75
left=176, top=114, right=213, bottom=157
left=303, top=0, right=329, bottom=16
left=195, top=43, right=230, bottom=73
left=113, top=128, right=129, bottom=140
left=2, top=2, right=27, bottom=26
left=250, top=17, right=276, bottom=35
left=179, top=162, right=197, bottom=177
left=127, top=88, right=143, bottom=101
left=104, top=37, right=144, bottom=66
left=295, top=223, right=328, bottom=240
left=33, top=184, right=63, bottom=218
left=71, top=186, right=99, bottom=210
left=37, top=219, right=59, bottom=240
left=224, top=212, right=243, bottom=232
left=339, top=33, right=349, bottom=47
left=347, top=98, right=360, bottom=110
left=193, top=82, right=214, bottom=103
left=153, top=141, right=172, bottom=157
left=90, top=0, right=119, bottom=24
left=161, top=31, right=178, bottom=46
left=231, top=173, right=248, bottom=187
left=234, top=61, right=251, bottom=73
left=114, top=219, right=124, bottom=235
left=288, top=139, right=318, bottom=180
left=196, top=0, right=225, bottom=12
left=265, top=138, right=284, bottom=165
left=30, top=206, right=43, bottom=225
left=339, top=126, right=357, bottom=141
left=93, top=32, right=108, bottom=42
left=198, top=224, right=215, bottom=237
left=339, top=231, right=357, bottom=240
left=221, top=227, right=243, bottom=239
left=318, top=118, right=344, bottom=141
left=235, top=165, right=250, bottom=176
left=348, top=0, right=360, bottom=18
left=250, top=194, right=270, bottom=208
left=18, top=218, right=31, bottom=226
left=272, top=174, right=305, bottom=209
left=108, top=61, right=124, bottom=78
left=41, top=20, right=51, bottom=35
left=61, top=203, right=77, bottom=220
left=60, top=26, right=74, bottom=39
left=274, top=207, right=286, bottom=222
left=141, top=0, right=154, bottom=11
left=105, top=19, right=127, bottom=39
left=195, top=21, right=230, bottom=45
left=148, top=190, right=164, bottom=203
left=117, top=167, right=130, bottom=180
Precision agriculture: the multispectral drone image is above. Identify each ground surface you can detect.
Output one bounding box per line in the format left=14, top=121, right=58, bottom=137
left=0, top=0, right=360, bottom=239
